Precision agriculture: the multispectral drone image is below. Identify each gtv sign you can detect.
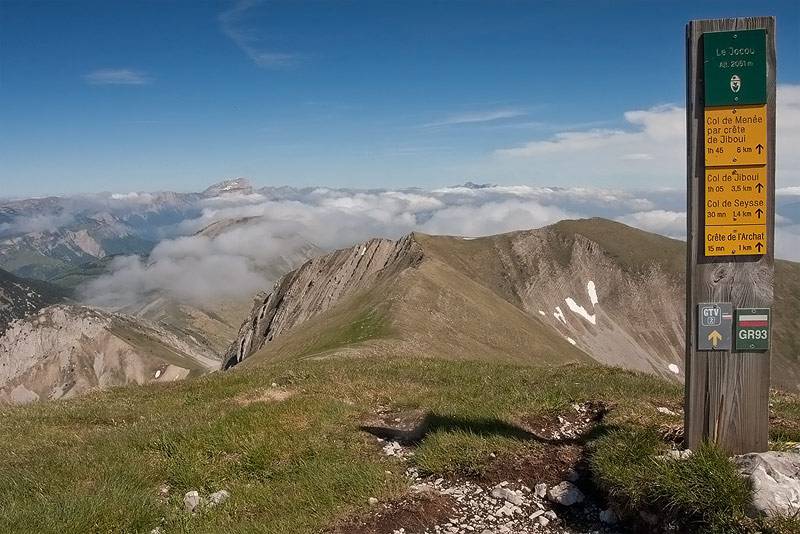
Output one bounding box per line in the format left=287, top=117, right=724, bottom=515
left=697, top=303, right=733, bottom=351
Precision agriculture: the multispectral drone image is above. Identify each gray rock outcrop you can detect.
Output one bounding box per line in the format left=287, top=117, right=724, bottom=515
left=734, top=451, right=800, bottom=517
left=0, top=305, right=219, bottom=404
left=209, top=489, right=230, bottom=507
left=223, top=235, right=423, bottom=368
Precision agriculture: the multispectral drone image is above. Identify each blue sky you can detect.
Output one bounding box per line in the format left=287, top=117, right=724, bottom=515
left=1, top=0, right=798, bottom=196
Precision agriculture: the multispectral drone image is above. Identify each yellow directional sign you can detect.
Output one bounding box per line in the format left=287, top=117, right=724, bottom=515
left=705, top=166, right=767, bottom=226
left=705, top=105, right=767, bottom=166
left=705, top=224, right=767, bottom=256
left=708, top=330, right=723, bottom=348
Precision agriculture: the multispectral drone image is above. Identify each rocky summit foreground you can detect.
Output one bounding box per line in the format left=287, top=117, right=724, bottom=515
left=0, top=356, right=797, bottom=533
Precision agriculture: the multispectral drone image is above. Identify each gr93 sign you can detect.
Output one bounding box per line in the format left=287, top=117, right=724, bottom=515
left=734, top=308, right=770, bottom=351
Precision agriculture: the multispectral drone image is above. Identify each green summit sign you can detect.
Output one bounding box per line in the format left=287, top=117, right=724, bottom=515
left=734, top=308, right=770, bottom=351
left=703, top=29, right=767, bottom=107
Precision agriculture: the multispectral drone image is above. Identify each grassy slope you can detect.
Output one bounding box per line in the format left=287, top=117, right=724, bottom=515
left=251, top=220, right=800, bottom=389
left=0, top=248, right=69, bottom=281
left=0, top=356, right=797, bottom=533
left=243, top=250, right=590, bottom=369
left=773, top=259, right=800, bottom=371
left=105, top=320, right=215, bottom=375
left=45, top=256, right=115, bottom=291
left=415, top=219, right=685, bottom=285
left=550, top=219, right=686, bottom=278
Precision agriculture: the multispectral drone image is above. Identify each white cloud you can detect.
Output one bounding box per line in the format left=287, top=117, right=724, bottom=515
left=81, top=218, right=314, bottom=307
left=777, top=85, right=800, bottom=187
left=496, top=128, right=632, bottom=156
left=777, top=225, right=800, bottom=262
left=6, top=182, right=796, bottom=310
left=423, top=109, right=526, bottom=128
left=493, top=106, right=684, bottom=184
left=79, top=184, right=674, bottom=307
left=83, top=69, right=152, bottom=85
left=621, top=153, right=654, bottom=161
left=0, top=213, right=77, bottom=237
left=616, top=210, right=686, bottom=239
left=219, top=1, right=300, bottom=68
left=420, top=199, right=574, bottom=236
left=491, top=84, right=800, bottom=187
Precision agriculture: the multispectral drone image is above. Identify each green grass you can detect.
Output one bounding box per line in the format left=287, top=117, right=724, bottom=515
left=0, top=357, right=797, bottom=533
left=0, top=249, right=68, bottom=281
left=589, top=425, right=800, bottom=533
left=414, top=428, right=530, bottom=477
left=0, top=366, right=402, bottom=533
left=297, top=304, right=392, bottom=357
left=45, top=256, right=116, bottom=290
left=771, top=390, right=800, bottom=444
left=590, top=428, right=754, bottom=532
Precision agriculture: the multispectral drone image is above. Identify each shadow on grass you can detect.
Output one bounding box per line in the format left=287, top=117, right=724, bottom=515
left=360, top=411, right=613, bottom=447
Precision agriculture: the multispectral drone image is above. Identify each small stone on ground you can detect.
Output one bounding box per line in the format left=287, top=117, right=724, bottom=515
left=183, top=490, right=202, bottom=513
left=547, top=481, right=585, bottom=506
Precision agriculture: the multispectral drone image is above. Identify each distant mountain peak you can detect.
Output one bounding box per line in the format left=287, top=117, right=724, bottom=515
left=458, top=181, right=495, bottom=189
left=202, top=178, right=254, bottom=197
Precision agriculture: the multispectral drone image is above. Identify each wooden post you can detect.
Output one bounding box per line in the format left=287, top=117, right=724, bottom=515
left=685, top=17, right=776, bottom=454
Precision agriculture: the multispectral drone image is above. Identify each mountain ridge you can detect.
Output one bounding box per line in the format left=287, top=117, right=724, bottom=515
left=225, top=218, right=800, bottom=391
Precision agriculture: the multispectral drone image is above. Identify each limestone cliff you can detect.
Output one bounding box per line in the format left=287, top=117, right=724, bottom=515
left=0, top=305, right=219, bottom=403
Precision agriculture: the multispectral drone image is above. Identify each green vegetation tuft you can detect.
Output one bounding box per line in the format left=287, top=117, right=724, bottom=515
left=590, top=428, right=754, bottom=532
left=771, top=390, right=800, bottom=444
left=414, top=428, right=529, bottom=477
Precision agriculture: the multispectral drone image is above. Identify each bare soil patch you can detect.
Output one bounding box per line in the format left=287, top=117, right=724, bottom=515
left=480, top=444, right=583, bottom=486
left=325, top=493, right=455, bottom=534
left=233, top=387, right=296, bottom=406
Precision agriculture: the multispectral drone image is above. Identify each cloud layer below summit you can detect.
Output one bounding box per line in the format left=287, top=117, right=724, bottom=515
left=72, top=183, right=800, bottom=306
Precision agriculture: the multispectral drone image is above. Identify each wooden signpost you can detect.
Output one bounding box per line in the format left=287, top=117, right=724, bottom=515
left=685, top=17, right=775, bottom=454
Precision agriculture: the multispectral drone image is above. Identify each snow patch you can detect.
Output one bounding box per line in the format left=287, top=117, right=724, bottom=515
left=587, top=280, right=598, bottom=305
left=553, top=307, right=567, bottom=325
left=668, top=364, right=680, bottom=375
left=538, top=310, right=546, bottom=316
left=565, top=297, right=597, bottom=325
